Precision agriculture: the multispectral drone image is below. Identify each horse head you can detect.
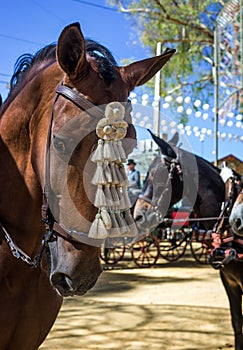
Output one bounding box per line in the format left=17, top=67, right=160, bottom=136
left=134, top=131, right=186, bottom=231
left=0, top=23, right=175, bottom=297
left=229, top=181, right=243, bottom=236
left=133, top=130, right=227, bottom=233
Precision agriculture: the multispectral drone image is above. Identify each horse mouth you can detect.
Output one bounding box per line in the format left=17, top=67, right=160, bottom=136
left=232, top=218, right=243, bottom=236
left=51, top=273, right=99, bottom=297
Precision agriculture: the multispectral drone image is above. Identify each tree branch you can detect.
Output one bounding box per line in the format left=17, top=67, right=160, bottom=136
left=167, top=74, right=213, bottom=94
left=115, top=0, right=213, bottom=40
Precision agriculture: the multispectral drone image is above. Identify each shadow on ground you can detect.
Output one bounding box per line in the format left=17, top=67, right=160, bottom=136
left=40, top=254, right=233, bottom=350
left=40, top=299, right=233, bottom=350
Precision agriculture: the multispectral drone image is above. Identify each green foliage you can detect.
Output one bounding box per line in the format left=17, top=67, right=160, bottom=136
left=109, top=0, right=227, bottom=124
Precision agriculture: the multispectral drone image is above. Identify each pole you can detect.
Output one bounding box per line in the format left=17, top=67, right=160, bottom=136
left=214, top=28, right=219, bottom=166
left=241, top=0, right=243, bottom=86
left=153, top=42, right=162, bottom=136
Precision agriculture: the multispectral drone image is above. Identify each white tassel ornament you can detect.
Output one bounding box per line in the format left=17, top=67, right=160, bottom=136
left=88, top=102, right=137, bottom=240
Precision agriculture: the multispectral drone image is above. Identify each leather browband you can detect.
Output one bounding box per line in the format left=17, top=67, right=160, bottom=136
left=56, top=85, right=103, bottom=114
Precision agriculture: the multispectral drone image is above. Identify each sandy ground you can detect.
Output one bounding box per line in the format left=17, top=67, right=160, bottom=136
left=40, top=252, right=235, bottom=350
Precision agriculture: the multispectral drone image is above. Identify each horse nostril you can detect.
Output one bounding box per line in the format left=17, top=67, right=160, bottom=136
left=135, top=215, right=143, bottom=222
left=236, top=218, right=242, bottom=228
left=51, top=272, right=73, bottom=294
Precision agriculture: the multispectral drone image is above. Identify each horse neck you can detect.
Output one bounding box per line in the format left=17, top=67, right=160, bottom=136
left=194, top=157, right=225, bottom=226
left=0, top=63, right=61, bottom=247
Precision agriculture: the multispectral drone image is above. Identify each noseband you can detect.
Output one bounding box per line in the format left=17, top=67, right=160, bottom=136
left=1, top=84, right=132, bottom=266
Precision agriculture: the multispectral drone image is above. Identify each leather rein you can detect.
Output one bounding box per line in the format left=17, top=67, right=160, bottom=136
left=1, top=84, right=130, bottom=267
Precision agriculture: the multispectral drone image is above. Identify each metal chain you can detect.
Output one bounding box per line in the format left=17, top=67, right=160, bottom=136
left=0, top=221, right=53, bottom=268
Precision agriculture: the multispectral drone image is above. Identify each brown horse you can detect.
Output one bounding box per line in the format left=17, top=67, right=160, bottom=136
left=230, top=187, right=243, bottom=236
left=0, top=23, right=175, bottom=349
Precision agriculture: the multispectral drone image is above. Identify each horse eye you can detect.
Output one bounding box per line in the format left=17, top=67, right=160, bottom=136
left=53, top=136, right=67, bottom=155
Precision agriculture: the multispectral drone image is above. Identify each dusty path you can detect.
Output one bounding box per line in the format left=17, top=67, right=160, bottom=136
left=40, top=255, right=234, bottom=350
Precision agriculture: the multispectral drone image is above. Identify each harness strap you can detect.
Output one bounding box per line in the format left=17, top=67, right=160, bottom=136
left=210, top=177, right=243, bottom=269
left=56, top=85, right=103, bottom=114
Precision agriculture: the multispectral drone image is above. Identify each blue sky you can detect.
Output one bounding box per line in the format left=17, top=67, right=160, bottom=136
left=0, top=0, right=242, bottom=163
left=0, top=0, right=148, bottom=100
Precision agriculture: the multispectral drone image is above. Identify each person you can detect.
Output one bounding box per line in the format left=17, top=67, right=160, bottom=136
left=126, top=159, right=141, bottom=189
left=126, top=159, right=141, bottom=208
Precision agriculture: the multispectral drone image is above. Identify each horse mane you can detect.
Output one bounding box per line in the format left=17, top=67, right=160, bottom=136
left=9, top=44, right=57, bottom=91
left=10, top=39, right=116, bottom=92
left=0, top=39, right=117, bottom=114
left=85, top=39, right=117, bottom=84
left=195, top=153, right=220, bottom=174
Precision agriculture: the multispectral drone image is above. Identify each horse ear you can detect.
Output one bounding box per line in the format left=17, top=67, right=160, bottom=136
left=148, top=129, right=177, bottom=159
left=120, top=48, right=176, bottom=90
left=57, top=22, right=88, bottom=80
left=168, top=132, right=179, bottom=146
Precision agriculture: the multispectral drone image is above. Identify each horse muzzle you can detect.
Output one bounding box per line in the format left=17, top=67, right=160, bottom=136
left=50, top=269, right=102, bottom=297
left=230, top=205, right=243, bottom=236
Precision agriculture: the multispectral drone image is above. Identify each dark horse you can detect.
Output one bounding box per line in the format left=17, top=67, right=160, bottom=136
left=0, top=23, right=175, bottom=349
left=134, top=131, right=243, bottom=350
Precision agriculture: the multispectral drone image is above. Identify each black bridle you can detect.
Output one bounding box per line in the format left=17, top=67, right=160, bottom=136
left=1, top=83, right=132, bottom=266
left=138, top=154, right=183, bottom=222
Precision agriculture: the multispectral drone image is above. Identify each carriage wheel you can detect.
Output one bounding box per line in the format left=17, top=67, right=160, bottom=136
left=190, top=230, right=211, bottom=264
left=131, top=233, right=160, bottom=267
left=159, top=228, right=188, bottom=262
left=100, top=237, right=126, bottom=265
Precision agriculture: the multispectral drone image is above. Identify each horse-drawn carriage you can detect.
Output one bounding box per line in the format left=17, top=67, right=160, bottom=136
left=100, top=206, right=214, bottom=267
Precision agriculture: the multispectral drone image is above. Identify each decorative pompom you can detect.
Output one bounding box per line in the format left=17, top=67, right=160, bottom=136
left=103, top=185, right=113, bottom=207
left=94, top=185, right=107, bottom=207
left=103, top=141, right=117, bottom=161
left=115, top=164, right=130, bottom=187
left=92, top=163, right=107, bottom=185
left=104, top=163, right=113, bottom=183
left=109, top=212, right=121, bottom=237
left=116, top=140, right=127, bottom=162
left=88, top=213, right=109, bottom=239
left=100, top=209, right=112, bottom=229
left=109, top=163, right=119, bottom=185
left=91, top=139, right=104, bottom=162
left=112, top=141, right=122, bottom=162
left=220, top=166, right=233, bottom=183
left=123, top=210, right=138, bottom=237
left=89, top=101, right=137, bottom=240
left=105, top=102, right=125, bottom=121
left=114, top=212, right=129, bottom=234
left=110, top=185, right=121, bottom=207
